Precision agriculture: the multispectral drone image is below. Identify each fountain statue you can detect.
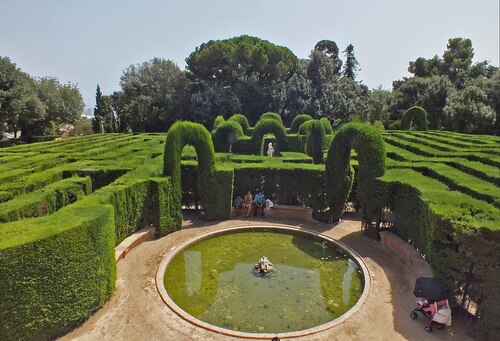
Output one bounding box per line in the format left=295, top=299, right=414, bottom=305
left=254, top=256, right=275, bottom=275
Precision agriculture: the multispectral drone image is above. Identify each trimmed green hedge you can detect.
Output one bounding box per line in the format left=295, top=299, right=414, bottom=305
left=325, top=123, right=386, bottom=225
left=212, top=115, right=225, bottom=130
left=0, top=202, right=116, bottom=341
left=228, top=113, right=250, bottom=133
left=290, top=114, right=313, bottom=133
left=306, top=121, right=326, bottom=164
left=250, top=119, right=287, bottom=155
left=0, top=177, right=92, bottom=223
left=259, top=112, right=283, bottom=125
left=164, top=121, right=230, bottom=225
left=320, top=117, right=334, bottom=134
left=400, top=106, right=428, bottom=131
left=212, top=121, right=244, bottom=152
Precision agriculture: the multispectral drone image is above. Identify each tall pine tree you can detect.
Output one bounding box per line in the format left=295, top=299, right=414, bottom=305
left=342, top=44, right=360, bottom=80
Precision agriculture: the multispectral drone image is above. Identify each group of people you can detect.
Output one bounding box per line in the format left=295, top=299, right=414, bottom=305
left=233, top=190, right=274, bottom=218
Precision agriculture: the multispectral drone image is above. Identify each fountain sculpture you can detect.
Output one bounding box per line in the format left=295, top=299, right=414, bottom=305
left=254, top=256, right=275, bottom=275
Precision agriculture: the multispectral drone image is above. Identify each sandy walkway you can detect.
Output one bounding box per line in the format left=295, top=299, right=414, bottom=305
left=60, top=214, right=473, bottom=340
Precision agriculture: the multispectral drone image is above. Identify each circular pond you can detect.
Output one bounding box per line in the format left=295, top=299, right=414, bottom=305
left=156, top=226, right=370, bottom=338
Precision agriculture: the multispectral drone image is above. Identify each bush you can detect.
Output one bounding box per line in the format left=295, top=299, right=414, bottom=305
left=400, top=106, right=428, bottom=131
left=250, top=119, right=287, bottom=155
left=297, top=120, right=314, bottom=136
left=0, top=202, right=116, bottom=340
left=212, top=121, right=244, bottom=152
left=259, top=112, right=283, bottom=125
left=306, top=121, right=325, bottom=164
left=164, top=122, right=216, bottom=227
left=228, top=113, right=250, bottom=133
left=212, top=115, right=225, bottom=131
left=325, top=123, right=386, bottom=224
left=320, top=117, right=334, bottom=134
left=290, top=114, right=313, bottom=133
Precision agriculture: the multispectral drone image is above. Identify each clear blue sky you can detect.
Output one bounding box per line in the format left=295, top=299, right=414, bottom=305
left=1, top=0, right=498, bottom=110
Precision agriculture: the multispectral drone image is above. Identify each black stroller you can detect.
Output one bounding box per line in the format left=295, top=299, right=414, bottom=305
left=410, top=277, right=452, bottom=332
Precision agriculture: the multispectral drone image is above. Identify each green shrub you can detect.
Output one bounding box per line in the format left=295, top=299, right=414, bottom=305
left=0, top=202, right=116, bottom=341
left=250, top=119, right=287, bottom=155
left=320, top=117, right=334, bottom=134
left=164, top=121, right=230, bottom=224
left=298, top=120, right=314, bottom=136
left=228, top=113, right=250, bottom=133
left=306, top=121, right=326, bottom=164
left=325, top=123, right=386, bottom=224
left=212, top=115, right=225, bottom=131
left=0, top=177, right=92, bottom=223
left=290, top=114, right=313, bottom=133
left=259, top=112, right=283, bottom=125
left=212, top=121, right=244, bottom=152
left=400, top=106, right=428, bottom=131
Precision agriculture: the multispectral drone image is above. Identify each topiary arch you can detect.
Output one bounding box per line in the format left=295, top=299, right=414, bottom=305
left=290, top=114, right=313, bottom=133
left=325, top=123, right=386, bottom=228
left=400, top=106, right=428, bottom=131
left=251, top=118, right=287, bottom=155
left=163, top=122, right=219, bottom=228
left=228, top=113, right=250, bottom=133
left=259, top=112, right=283, bottom=125
left=212, top=121, right=244, bottom=152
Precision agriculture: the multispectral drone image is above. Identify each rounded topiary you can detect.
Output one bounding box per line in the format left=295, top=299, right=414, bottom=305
left=164, top=121, right=216, bottom=227
left=320, top=117, right=334, bottom=134
left=259, top=112, right=283, bottom=125
left=298, top=120, right=314, bottom=136
left=213, top=115, right=225, bottom=131
left=400, top=106, right=428, bottom=131
left=228, top=113, right=250, bottom=133
left=290, top=114, right=313, bottom=133
left=212, top=121, right=244, bottom=152
left=251, top=118, right=287, bottom=155
left=325, top=123, right=386, bottom=225
left=306, top=120, right=326, bottom=164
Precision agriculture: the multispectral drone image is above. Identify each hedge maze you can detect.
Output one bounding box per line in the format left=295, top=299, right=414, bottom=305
left=0, top=113, right=498, bottom=339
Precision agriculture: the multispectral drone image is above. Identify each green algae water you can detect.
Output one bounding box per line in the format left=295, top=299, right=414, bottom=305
left=164, top=230, right=363, bottom=333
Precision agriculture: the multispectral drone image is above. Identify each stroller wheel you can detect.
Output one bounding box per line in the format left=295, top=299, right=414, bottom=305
left=437, top=324, right=444, bottom=330
left=410, top=312, right=418, bottom=319
left=425, top=326, right=433, bottom=333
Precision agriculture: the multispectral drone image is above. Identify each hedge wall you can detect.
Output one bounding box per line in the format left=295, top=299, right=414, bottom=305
left=212, top=121, right=244, bottom=152
left=325, top=123, right=386, bottom=225
left=381, top=168, right=500, bottom=340
left=228, top=113, right=250, bottom=133
left=0, top=176, right=92, bottom=223
left=0, top=202, right=116, bottom=340
left=290, top=114, right=313, bottom=133
left=259, top=112, right=283, bottom=124
left=400, top=106, right=428, bottom=131
left=250, top=119, right=287, bottom=155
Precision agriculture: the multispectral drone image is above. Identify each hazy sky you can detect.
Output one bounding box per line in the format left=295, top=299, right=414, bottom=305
left=1, top=0, right=498, bottom=110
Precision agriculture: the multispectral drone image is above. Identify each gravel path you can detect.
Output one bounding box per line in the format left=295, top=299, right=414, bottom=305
left=60, top=214, right=473, bottom=341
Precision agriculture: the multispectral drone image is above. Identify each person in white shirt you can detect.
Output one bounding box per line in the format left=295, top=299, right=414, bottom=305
left=264, top=198, right=274, bottom=217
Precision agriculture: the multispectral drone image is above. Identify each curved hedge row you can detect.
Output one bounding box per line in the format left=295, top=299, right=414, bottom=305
left=320, top=117, right=334, bottom=134
left=400, top=106, right=428, bottom=131
left=212, top=121, right=244, bottom=152
left=250, top=119, right=287, bottom=155
left=228, top=113, right=250, bottom=133
left=325, top=123, right=386, bottom=224
left=290, top=114, right=313, bottom=133
left=163, top=122, right=216, bottom=227
left=259, top=112, right=283, bottom=125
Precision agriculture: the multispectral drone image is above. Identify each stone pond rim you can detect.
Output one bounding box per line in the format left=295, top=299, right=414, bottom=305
left=156, top=225, right=372, bottom=339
